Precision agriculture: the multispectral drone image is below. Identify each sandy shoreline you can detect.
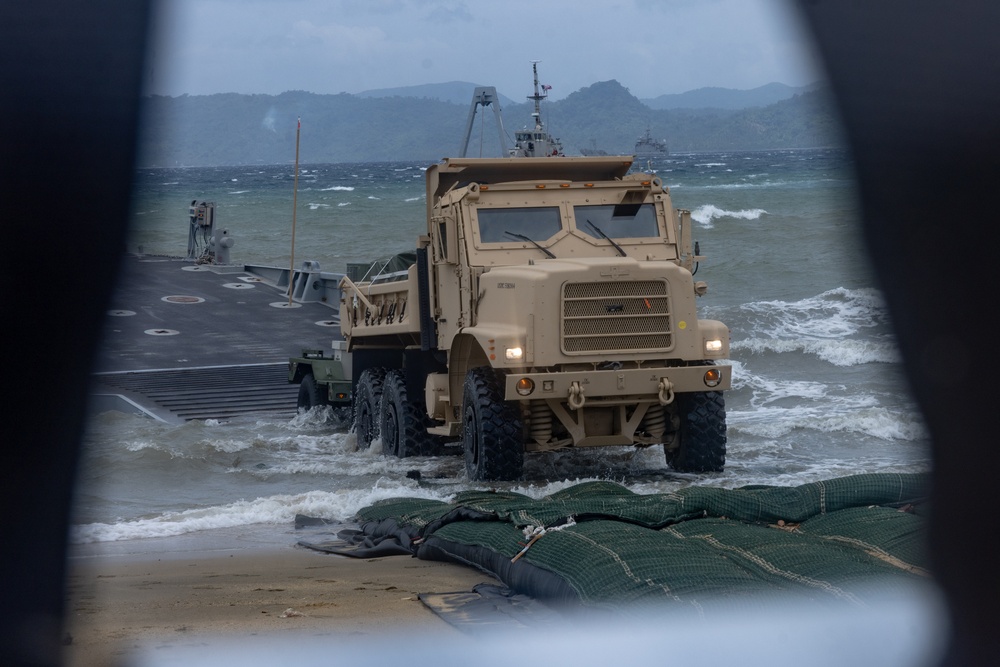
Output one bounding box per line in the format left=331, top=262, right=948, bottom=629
left=64, top=537, right=499, bottom=667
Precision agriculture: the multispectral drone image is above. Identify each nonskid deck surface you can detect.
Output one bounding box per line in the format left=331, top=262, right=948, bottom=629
left=90, top=254, right=341, bottom=423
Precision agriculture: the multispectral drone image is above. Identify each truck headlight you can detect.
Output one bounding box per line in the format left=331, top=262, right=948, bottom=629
left=704, top=339, right=723, bottom=354
left=505, top=346, right=524, bottom=361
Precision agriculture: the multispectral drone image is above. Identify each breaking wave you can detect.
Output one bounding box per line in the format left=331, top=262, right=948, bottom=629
left=731, top=287, right=897, bottom=365
left=691, top=204, right=767, bottom=227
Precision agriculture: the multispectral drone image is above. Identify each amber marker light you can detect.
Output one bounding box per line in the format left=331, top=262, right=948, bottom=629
left=516, top=377, right=535, bottom=396
left=704, top=368, right=722, bottom=388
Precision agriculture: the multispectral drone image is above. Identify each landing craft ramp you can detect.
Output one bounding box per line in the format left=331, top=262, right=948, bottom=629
left=89, top=254, right=344, bottom=423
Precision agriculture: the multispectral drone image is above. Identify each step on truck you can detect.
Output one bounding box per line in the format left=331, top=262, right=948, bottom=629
left=290, top=156, right=731, bottom=481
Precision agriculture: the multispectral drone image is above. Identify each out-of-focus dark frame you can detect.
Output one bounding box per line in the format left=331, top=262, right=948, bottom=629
left=1, top=2, right=996, bottom=664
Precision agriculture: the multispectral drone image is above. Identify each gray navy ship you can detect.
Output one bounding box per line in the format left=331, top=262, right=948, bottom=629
left=634, top=127, right=669, bottom=158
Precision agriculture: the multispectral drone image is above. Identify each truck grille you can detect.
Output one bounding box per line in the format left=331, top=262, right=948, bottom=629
left=562, top=280, right=673, bottom=353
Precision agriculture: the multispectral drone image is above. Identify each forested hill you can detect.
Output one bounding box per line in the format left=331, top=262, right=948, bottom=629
left=136, top=80, right=843, bottom=167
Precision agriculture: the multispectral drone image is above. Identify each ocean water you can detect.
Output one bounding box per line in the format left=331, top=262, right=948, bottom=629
left=72, top=149, right=932, bottom=547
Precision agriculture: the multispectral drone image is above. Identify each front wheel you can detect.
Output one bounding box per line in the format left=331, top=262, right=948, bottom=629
left=462, top=367, right=523, bottom=481
left=297, top=373, right=328, bottom=411
left=353, top=368, right=385, bottom=450
left=664, top=391, right=727, bottom=473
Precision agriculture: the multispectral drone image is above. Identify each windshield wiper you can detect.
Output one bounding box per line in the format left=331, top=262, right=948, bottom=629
left=505, top=231, right=556, bottom=258
left=586, top=220, right=628, bottom=257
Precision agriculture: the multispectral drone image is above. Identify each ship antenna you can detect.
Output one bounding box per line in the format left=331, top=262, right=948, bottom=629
left=529, top=60, right=545, bottom=131
left=287, top=117, right=301, bottom=307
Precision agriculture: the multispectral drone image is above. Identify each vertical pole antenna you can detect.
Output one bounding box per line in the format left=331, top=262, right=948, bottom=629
left=288, top=117, right=301, bottom=306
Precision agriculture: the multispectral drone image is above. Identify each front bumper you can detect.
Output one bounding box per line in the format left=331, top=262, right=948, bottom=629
left=502, top=364, right=731, bottom=404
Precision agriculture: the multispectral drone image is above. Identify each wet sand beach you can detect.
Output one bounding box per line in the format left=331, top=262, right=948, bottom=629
left=64, top=539, right=498, bottom=667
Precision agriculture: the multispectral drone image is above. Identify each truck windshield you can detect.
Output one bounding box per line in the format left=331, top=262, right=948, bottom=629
left=477, top=206, right=562, bottom=243
left=574, top=203, right=659, bottom=239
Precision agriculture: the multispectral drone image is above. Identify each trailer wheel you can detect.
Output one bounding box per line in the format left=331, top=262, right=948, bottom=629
left=379, top=369, right=439, bottom=458
left=462, top=367, right=523, bottom=481
left=296, top=373, right=328, bottom=411
left=353, top=368, right=385, bottom=450
left=664, top=391, right=727, bottom=473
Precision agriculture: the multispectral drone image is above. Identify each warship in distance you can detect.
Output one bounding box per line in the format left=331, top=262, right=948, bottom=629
left=634, top=127, right=669, bottom=158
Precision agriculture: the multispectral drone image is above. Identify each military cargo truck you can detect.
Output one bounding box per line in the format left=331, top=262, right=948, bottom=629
left=291, top=156, right=730, bottom=480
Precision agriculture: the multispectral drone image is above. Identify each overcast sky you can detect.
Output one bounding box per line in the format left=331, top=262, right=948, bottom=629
left=145, top=0, right=823, bottom=100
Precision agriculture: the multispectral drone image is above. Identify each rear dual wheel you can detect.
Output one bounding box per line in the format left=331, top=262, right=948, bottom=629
left=353, top=368, right=385, bottom=450
left=379, top=369, right=440, bottom=457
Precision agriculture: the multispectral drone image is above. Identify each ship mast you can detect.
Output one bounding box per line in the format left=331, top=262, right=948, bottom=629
left=528, top=60, right=546, bottom=132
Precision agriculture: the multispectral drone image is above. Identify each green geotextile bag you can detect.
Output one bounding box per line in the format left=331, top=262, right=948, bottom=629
left=350, top=472, right=930, bottom=611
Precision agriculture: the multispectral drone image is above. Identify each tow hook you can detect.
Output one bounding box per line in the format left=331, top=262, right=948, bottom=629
left=658, top=378, right=676, bottom=406
left=568, top=381, right=586, bottom=410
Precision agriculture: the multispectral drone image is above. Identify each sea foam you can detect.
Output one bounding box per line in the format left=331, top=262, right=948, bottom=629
left=733, top=287, right=897, bottom=365
left=729, top=405, right=927, bottom=442
left=733, top=337, right=900, bottom=366
left=691, top=204, right=767, bottom=228
left=70, top=483, right=457, bottom=544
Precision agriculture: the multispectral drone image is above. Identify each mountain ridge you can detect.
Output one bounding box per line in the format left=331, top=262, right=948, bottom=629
left=641, top=82, right=819, bottom=110
left=354, top=80, right=816, bottom=110
left=136, top=80, right=842, bottom=167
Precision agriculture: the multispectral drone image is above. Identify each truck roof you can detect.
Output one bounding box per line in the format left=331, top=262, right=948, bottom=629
left=426, top=156, right=636, bottom=214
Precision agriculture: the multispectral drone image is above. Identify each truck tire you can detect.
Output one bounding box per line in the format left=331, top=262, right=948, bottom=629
left=664, top=391, right=727, bottom=473
left=462, top=367, right=523, bottom=481
left=353, top=368, right=386, bottom=450
left=379, top=369, right=439, bottom=458
left=296, top=373, right=328, bottom=411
